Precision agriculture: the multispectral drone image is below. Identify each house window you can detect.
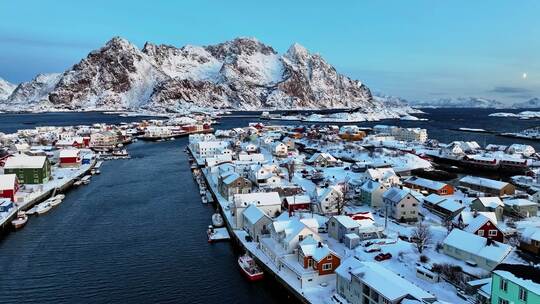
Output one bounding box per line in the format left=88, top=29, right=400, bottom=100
left=362, top=284, right=370, bottom=295
left=478, top=230, right=484, bottom=237
left=307, top=259, right=313, bottom=268
left=299, top=235, right=304, bottom=241
left=322, top=263, right=332, bottom=271
left=489, top=230, right=498, bottom=236
left=327, top=255, right=332, bottom=261
left=499, top=279, right=508, bottom=292
left=498, top=298, right=509, bottom=304
left=519, top=287, right=528, bottom=301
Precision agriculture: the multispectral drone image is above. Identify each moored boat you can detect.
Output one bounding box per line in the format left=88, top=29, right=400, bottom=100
left=11, top=211, right=28, bottom=229
left=36, top=202, right=52, bottom=215
left=238, top=254, right=264, bottom=281
left=211, top=213, right=224, bottom=227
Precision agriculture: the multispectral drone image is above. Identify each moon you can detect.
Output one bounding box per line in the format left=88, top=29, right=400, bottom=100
left=523, top=72, right=528, bottom=79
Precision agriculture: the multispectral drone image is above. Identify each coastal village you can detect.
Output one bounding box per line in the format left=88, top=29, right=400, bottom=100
left=0, top=114, right=214, bottom=232
left=1, top=113, right=539, bottom=304
left=188, top=120, right=540, bottom=304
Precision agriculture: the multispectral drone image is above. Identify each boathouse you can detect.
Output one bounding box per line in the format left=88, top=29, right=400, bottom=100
left=4, top=155, right=51, bottom=184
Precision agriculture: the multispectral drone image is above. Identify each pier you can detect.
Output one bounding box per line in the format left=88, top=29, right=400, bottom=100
left=188, top=146, right=311, bottom=304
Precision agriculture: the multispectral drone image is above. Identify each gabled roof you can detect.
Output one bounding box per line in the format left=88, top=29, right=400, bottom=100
left=360, top=180, right=385, bottom=193
left=443, top=229, right=512, bottom=263
left=0, top=174, right=17, bottom=190
left=4, top=155, right=47, bottom=169
left=332, top=215, right=360, bottom=229
left=405, top=176, right=447, bottom=191
left=243, top=204, right=270, bottom=225
left=456, top=211, right=498, bottom=226
left=366, top=168, right=397, bottom=182
left=503, top=198, right=536, bottom=207
left=464, top=214, right=500, bottom=234
left=460, top=176, right=510, bottom=190
left=299, top=236, right=336, bottom=262
left=494, top=264, right=540, bottom=295
left=336, top=258, right=435, bottom=302
left=474, top=197, right=504, bottom=209
left=234, top=192, right=281, bottom=208
left=59, top=149, right=80, bottom=158
left=383, top=187, right=422, bottom=203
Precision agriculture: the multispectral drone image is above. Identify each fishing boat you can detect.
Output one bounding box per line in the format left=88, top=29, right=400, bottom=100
left=238, top=255, right=264, bottom=281
left=11, top=211, right=28, bottom=229
left=36, top=202, right=52, bottom=215
left=81, top=175, right=91, bottom=185
left=48, top=194, right=65, bottom=207
left=211, top=213, right=224, bottom=227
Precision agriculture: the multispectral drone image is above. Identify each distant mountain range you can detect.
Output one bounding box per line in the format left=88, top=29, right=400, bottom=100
left=0, top=37, right=405, bottom=115
left=410, top=97, right=540, bottom=109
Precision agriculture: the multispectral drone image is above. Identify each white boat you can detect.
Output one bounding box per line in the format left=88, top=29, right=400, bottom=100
left=11, top=211, right=28, bottom=229
left=81, top=175, right=91, bottom=185
left=212, top=213, right=224, bottom=227
left=48, top=194, right=65, bottom=207
left=36, top=202, right=52, bottom=215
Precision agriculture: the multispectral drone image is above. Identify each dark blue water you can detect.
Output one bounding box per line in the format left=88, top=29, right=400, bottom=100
left=1, top=108, right=540, bottom=303
left=0, top=139, right=285, bottom=304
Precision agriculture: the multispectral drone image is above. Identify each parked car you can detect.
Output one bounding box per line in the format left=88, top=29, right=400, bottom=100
left=364, top=244, right=381, bottom=253
left=374, top=253, right=392, bottom=261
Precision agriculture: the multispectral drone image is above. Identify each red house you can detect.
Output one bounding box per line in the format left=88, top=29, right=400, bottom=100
left=464, top=213, right=504, bottom=243
left=0, top=174, right=19, bottom=202
left=404, top=176, right=454, bottom=195
left=59, top=149, right=81, bottom=168
left=283, top=195, right=311, bottom=213
left=298, top=237, right=341, bottom=275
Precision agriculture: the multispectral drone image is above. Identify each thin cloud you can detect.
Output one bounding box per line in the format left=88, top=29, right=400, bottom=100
left=489, top=86, right=532, bottom=94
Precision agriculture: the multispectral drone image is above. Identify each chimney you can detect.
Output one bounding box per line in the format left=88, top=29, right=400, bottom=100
left=473, top=210, right=478, bottom=218
left=318, top=242, right=323, bottom=248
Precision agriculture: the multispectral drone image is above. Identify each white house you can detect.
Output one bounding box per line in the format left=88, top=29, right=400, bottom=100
left=315, top=184, right=343, bottom=215
left=359, top=180, right=388, bottom=208
left=442, top=229, right=512, bottom=271
left=383, top=187, right=422, bottom=222
left=336, top=258, right=436, bottom=304
left=242, top=204, right=273, bottom=242
left=364, top=168, right=400, bottom=186
left=231, top=192, right=282, bottom=228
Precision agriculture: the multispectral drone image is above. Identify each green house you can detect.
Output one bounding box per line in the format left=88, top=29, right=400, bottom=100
left=4, top=155, right=51, bottom=184
left=491, top=264, right=540, bottom=304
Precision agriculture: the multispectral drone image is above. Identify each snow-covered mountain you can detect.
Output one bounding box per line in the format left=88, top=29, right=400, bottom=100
left=1, top=37, right=398, bottom=114
left=512, top=97, right=540, bottom=109
left=411, top=97, right=506, bottom=109
left=0, top=77, right=16, bottom=100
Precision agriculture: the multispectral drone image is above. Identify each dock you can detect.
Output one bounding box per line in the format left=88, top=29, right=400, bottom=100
left=188, top=146, right=311, bottom=304
left=0, top=156, right=98, bottom=234
left=207, top=227, right=230, bottom=242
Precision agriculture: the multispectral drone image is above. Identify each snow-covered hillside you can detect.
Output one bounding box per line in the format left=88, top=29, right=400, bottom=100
left=0, top=77, right=16, bottom=100
left=411, top=97, right=506, bottom=109
left=0, top=37, right=411, bottom=117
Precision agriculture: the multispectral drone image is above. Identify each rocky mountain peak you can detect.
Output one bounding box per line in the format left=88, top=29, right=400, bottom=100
left=285, top=42, right=309, bottom=62
left=206, top=37, right=276, bottom=60
left=1, top=36, right=388, bottom=113
left=0, top=77, right=16, bottom=100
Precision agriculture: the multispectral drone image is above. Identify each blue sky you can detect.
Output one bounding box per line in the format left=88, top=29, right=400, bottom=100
left=1, top=0, right=538, bottom=103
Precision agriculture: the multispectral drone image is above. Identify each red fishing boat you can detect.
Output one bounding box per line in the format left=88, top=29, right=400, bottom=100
left=238, top=254, right=264, bottom=281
